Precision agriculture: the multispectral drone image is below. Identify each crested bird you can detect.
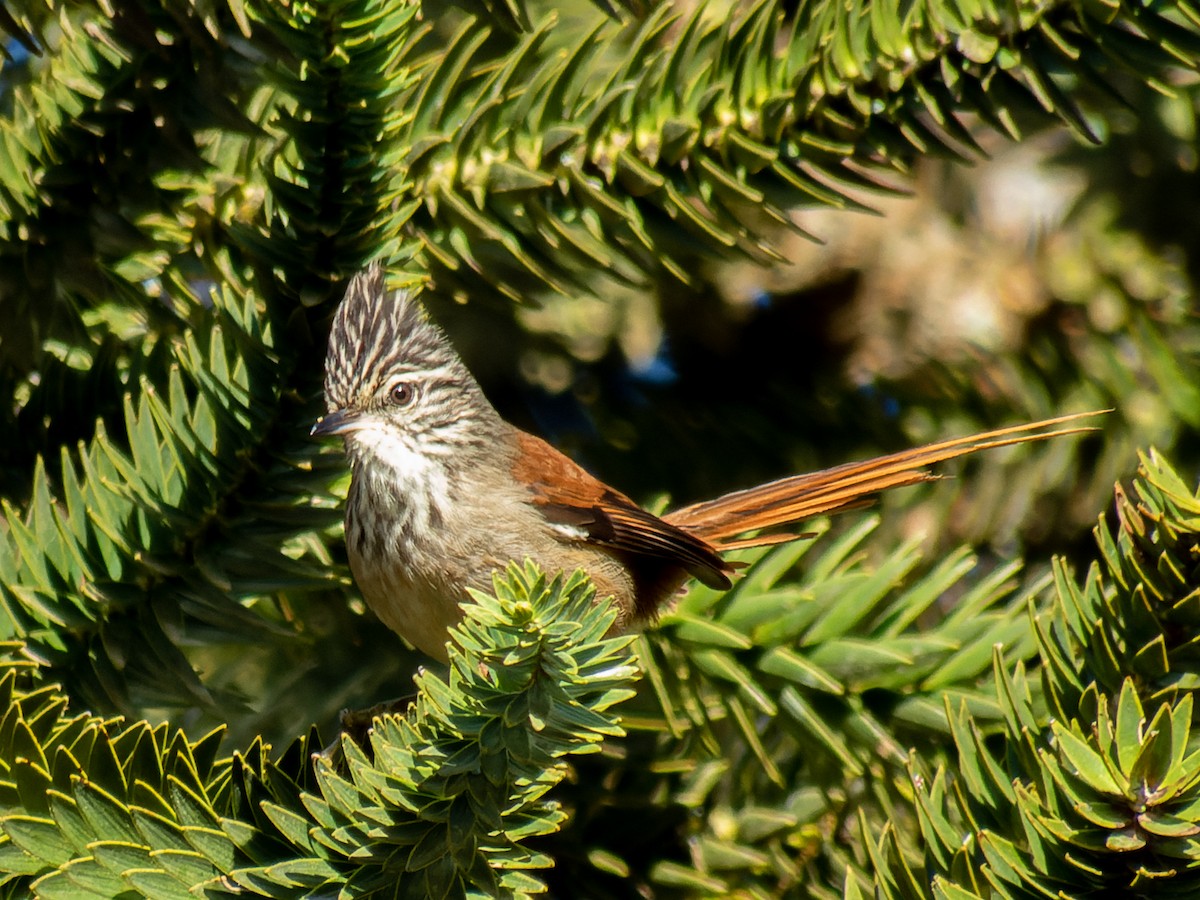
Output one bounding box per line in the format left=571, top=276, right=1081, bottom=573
left=314, top=265, right=1100, bottom=661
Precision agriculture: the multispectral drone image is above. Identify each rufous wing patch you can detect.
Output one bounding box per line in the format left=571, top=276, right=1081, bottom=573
left=513, top=432, right=732, bottom=589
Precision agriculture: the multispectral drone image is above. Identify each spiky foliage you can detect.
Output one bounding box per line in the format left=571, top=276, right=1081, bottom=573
left=0, top=0, right=422, bottom=748
left=0, top=565, right=638, bottom=899
left=399, top=0, right=1200, bottom=300
left=2, top=0, right=1200, bottom=896
left=870, top=452, right=1200, bottom=898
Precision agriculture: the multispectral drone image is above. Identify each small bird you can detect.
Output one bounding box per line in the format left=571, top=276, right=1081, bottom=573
left=314, top=265, right=1099, bottom=662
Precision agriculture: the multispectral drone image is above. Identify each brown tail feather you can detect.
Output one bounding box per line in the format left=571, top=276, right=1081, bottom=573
left=663, top=410, right=1106, bottom=549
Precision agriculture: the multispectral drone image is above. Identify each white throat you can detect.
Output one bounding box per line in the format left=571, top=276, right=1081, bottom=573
left=347, top=420, right=452, bottom=534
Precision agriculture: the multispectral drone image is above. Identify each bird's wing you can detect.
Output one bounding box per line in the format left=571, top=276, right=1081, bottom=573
left=512, top=431, right=733, bottom=589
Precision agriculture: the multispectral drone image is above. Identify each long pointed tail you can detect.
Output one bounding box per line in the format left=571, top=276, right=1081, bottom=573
left=663, top=410, right=1105, bottom=551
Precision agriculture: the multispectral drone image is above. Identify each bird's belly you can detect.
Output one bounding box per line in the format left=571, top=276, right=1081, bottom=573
left=349, top=553, right=466, bottom=662
left=348, top=523, right=641, bottom=661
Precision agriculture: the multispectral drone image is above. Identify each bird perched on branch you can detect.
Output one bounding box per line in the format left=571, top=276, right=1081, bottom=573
left=314, top=264, right=1101, bottom=661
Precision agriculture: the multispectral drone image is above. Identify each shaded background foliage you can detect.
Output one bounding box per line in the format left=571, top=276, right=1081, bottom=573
left=0, top=0, right=1199, bottom=896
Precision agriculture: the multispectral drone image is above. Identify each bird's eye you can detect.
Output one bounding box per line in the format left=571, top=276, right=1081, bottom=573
left=389, top=382, right=416, bottom=406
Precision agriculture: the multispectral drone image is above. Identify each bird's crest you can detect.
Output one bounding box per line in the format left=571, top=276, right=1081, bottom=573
left=324, top=264, right=461, bottom=412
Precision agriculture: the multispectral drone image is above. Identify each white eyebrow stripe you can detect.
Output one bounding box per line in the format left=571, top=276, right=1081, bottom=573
left=390, top=363, right=459, bottom=382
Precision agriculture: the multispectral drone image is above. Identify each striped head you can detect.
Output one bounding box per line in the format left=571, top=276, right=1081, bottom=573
left=313, top=265, right=498, bottom=463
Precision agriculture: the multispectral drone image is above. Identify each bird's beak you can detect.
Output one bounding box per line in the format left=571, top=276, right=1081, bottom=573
left=311, top=409, right=363, bottom=437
